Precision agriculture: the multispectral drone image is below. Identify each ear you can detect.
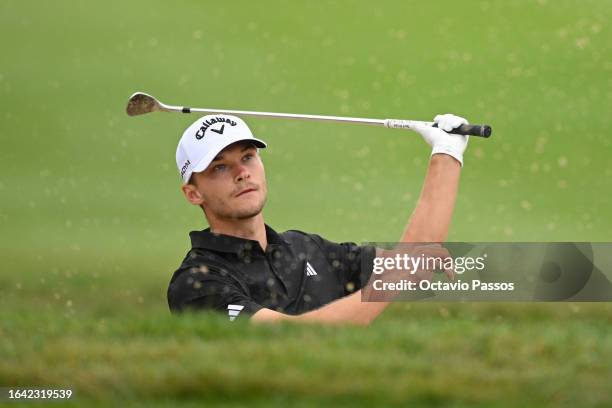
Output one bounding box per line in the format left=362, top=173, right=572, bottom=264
left=181, top=183, right=206, bottom=206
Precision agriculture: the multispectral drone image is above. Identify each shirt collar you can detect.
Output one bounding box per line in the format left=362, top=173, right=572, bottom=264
left=190, top=224, right=289, bottom=254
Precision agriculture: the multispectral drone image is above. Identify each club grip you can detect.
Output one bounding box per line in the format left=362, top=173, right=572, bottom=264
left=433, top=123, right=492, bottom=138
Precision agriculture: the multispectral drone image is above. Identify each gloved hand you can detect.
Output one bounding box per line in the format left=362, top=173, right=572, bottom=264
left=412, top=114, right=469, bottom=166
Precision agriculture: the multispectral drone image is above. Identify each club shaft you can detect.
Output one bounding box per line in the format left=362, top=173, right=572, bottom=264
left=165, top=104, right=389, bottom=126
left=153, top=98, right=491, bottom=137
left=162, top=104, right=445, bottom=133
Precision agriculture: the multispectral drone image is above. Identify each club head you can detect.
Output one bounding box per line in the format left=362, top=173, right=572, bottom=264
left=126, top=92, right=163, bottom=116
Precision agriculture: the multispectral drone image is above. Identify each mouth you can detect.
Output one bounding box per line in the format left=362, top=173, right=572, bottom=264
left=235, top=187, right=257, bottom=197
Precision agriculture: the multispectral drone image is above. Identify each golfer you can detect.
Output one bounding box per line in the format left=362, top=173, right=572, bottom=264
left=167, top=113, right=469, bottom=324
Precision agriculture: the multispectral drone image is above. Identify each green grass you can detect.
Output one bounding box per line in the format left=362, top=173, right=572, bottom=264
left=1, top=0, right=611, bottom=406
left=2, top=302, right=611, bottom=407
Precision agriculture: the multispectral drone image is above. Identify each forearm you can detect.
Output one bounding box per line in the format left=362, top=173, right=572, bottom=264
left=402, top=154, right=461, bottom=242
left=251, top=290, right=388, bottom=326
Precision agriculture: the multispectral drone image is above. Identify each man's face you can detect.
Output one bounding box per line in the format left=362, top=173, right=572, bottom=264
left=186, top=141, right=267, bottom=220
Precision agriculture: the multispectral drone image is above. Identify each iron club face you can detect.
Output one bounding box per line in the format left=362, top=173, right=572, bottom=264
left=126, top=92, right=167, bottom=116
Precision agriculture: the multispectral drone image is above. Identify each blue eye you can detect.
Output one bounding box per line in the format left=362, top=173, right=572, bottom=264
left=243, top=154, right=253, bottom=161
left=213, top=164, right=226, bottom=172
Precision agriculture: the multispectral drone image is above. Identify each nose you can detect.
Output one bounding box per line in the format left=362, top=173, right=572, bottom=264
left=234, top=163, right=250, bottom=183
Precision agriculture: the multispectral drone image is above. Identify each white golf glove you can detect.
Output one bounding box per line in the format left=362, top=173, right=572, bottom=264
left=413, top=114, right=469, bottom=166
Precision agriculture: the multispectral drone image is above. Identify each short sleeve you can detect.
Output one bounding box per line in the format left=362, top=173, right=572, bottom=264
left=307, top=233, right=376, bottom=293
left=167, top=264, right=263, bottom=321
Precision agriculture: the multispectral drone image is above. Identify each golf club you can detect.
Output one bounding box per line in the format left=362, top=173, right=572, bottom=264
left=126, top=92, right=492, bottom=138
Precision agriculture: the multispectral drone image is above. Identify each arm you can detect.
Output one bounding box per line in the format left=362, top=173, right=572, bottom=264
left=401, top=113, right=468, bottom=243
left=253, top=116, right=469, bottom=325
left=252, top=291, right=386, bottom=326
left=401, top=154, right=461, bottom=243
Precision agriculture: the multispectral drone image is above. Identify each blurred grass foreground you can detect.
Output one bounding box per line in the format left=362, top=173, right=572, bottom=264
left=1, top=0, right=611, bottom=406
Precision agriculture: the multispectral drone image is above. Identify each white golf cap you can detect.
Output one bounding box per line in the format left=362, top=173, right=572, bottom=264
left=176, top=114, right=266, bottom=183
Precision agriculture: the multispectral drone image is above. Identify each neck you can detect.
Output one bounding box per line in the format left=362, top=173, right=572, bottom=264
left=208, top=213, right=268, bottom=251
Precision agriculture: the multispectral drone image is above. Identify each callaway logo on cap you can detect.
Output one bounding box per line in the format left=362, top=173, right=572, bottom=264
left=176, top=114, right=266, bottom=183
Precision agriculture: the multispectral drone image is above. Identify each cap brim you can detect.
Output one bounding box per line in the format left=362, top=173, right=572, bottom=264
left=187, top=137, right=267, bottom=181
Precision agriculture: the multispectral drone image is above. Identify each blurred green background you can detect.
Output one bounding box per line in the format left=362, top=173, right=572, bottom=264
left=1, top=0, right=611, bottom=406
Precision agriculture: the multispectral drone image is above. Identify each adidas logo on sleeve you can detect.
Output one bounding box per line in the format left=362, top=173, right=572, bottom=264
left=227, top=304, right=245, bottom=321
